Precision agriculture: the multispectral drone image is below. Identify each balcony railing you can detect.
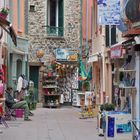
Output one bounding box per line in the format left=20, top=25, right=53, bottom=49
left=46, top=26, right=64, bottom=37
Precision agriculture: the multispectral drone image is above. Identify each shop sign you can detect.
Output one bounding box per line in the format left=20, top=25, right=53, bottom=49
left=56, top=48, right=78, bottom=61
left=111, top=45, right=122, bottom=58
left=88, top=54, right=98, bottom=63
left=97, top=0, right=121, bottom=25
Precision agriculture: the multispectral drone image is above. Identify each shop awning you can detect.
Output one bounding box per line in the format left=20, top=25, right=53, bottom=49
left=10, top=47, right=25, bottom=55
left=0, top=17, right=17, bottom=46
left=110, top=39, right=135, bottom=59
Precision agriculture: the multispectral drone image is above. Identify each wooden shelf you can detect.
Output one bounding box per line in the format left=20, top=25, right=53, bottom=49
left=42, top=86, right=58, bottom=88
left=44, top=80, right=56, bottom=83
left=44, top=94, right=60, bottom=96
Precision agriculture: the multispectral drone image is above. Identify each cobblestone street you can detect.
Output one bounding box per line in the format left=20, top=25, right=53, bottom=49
left=0, top=107, right=104, bottom=140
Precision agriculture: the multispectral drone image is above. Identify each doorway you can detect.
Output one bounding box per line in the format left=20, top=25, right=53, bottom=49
left=16, top=59, right=22, bottom=79
left=29, top=66, right=39, bottom=102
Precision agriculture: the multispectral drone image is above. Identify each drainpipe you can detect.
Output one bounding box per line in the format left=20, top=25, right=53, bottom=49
left=79, top=0, right=83, bottom=91
left=80, top=0, right=83, bottom=58
left=86, top=0, right=89, bottom=58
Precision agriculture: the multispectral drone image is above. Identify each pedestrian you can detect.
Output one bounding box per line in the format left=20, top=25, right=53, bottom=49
left=16, top=75, right=34, bottom=116
left=5, top=86, right=32, bottom=121
left=16, top=74, right=29, bottom=100
left=16, top=74, right=25, bottom=100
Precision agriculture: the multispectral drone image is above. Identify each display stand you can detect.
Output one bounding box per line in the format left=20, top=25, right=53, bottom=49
left=42, top=73, right=60, bottom=108
left=72, top=91, right=92, bottom=107
left=118, top=68, right=136, bottom=114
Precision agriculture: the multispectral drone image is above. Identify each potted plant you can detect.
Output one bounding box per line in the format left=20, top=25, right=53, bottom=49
left=100, top=103, right=115, bottom=112
left=0, top=7, right=9, bottom=19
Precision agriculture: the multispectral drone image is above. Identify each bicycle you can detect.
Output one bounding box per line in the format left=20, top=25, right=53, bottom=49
left=129, top=120, right=140, bottom=140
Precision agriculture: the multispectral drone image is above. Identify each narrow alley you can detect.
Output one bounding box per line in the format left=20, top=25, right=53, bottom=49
left=0, top=107, right=104, bottom=140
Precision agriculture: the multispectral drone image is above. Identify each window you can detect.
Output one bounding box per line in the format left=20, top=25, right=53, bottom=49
left=47, top=0, right=64, bottom=36
left=29, top=5, right=35, bottom=12
left=105, top=25, right=116, bottom=47
left=93, top=0, right=98, bottom=37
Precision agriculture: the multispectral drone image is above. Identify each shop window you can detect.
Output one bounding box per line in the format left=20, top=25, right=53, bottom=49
left=47, top=0, right=64, bottom=36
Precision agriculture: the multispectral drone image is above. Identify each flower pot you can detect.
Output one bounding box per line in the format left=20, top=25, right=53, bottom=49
left=0, top=13, right=7, bottom=20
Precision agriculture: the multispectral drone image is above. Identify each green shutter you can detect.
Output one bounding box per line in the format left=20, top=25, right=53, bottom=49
left=105, top=25, right=109, bottom=47
left=58, top=0, right=63, bottom=36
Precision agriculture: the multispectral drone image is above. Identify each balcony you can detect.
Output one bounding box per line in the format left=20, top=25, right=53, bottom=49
left=47, top=26, right=64, bottom=37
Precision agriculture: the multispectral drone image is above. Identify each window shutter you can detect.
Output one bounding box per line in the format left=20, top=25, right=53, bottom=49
left=105, top=25, right=109, bottom=47
left=58, top=0, right=63, bottom=36
left=105, top=25, right=116, bottom=47
left=111, top=26, right=116, bottom=45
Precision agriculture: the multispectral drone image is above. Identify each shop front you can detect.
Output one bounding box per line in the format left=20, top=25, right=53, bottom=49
left=42, top=48, right=79, bottom=107
left=0, top=14, right=17, bottom=117
left=8, top=37, right=30, bottom=90
left=111, top=40, right=137, bottom=119
left=56, top=48, right=79, bottom=106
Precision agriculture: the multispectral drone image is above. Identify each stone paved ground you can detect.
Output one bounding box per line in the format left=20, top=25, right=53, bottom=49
left=0, top=107, right=104, bottom=140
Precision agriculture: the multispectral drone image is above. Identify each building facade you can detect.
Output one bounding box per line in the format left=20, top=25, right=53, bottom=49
left=28, top=0, right=81, bottom=104
left=7, top=0, right=30, bottom=90
left=122, top=0, right=140, bottom=127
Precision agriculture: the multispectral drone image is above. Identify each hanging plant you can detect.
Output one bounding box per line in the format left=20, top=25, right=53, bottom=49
left=0, top=7, right=9, bottom=15
left=0, top=7, right=9, bottom=19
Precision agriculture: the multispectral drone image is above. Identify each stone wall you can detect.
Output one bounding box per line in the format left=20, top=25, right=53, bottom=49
left=28, top=0, right=81, bottom=63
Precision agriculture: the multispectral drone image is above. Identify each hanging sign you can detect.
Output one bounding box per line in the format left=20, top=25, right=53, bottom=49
left=56, top=48, right=78, bottom=61
left=110, top=44, right=122, bottom=58
left=97, top=0, right=121, bottom=25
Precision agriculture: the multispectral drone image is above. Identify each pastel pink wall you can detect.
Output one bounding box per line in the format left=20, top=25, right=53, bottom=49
left=82, top=0, right=86, bottom=40
left=82, top=0, right=93, bottom=40
left=12, top=0, right=25, bottom=36
left=0, top=0, right=9, bottom=43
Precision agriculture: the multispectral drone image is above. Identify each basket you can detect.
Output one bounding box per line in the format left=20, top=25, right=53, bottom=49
left=15, top=109, right=24, bottom=118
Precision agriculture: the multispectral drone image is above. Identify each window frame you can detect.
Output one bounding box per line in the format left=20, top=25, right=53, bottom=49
left=47, top=0, right=64, bottom=37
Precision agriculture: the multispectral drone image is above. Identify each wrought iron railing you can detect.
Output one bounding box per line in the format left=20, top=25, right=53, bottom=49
left=46, top=26, right=64, bottom=37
